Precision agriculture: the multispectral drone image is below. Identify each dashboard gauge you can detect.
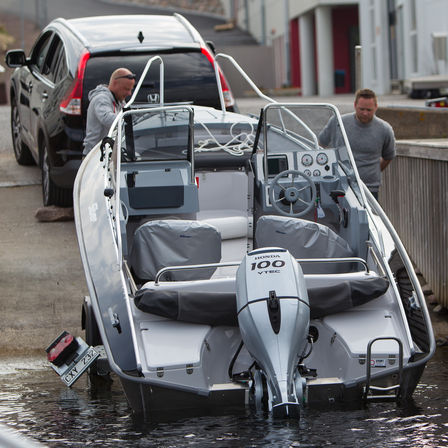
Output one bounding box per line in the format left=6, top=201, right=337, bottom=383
left=301, top=153, right=313, bottom=167
left=316, top=152, right=329, bottom=165
left=313, top=169, right=321, bottom=177
left=304, top=169, right=312, bottom=177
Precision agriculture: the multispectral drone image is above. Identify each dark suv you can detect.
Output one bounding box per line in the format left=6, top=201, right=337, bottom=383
left=6, top=14, right=235, bottom=206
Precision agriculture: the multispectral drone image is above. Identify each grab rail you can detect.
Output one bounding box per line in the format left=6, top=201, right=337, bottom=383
left=364, top=336, right=404, bottom=401
left=363, top=185, right=436, bottom=364
left=154, top=256, right=369, bottom=284
left=155, top=261, right=240, bottom=285
left=296, top=257, right=369, bottom=272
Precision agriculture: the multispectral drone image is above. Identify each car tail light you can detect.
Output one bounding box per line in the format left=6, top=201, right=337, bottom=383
left=425, top=97, right=448, bottom=107
left=201, top=47, right=235, bottom=109
left=46, top=331, right=79, bottom=366
left=60, top=50, right=90, bottom=115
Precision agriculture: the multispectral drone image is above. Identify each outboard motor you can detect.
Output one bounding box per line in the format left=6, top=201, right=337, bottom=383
left=236, top=247, right=310, bottom=418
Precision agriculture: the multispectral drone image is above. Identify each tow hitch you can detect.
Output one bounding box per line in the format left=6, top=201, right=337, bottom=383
left=46, top=331, right=99, bottom=387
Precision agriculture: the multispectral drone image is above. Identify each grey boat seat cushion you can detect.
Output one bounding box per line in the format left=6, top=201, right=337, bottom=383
left=255, top=215, right=354, bottom=274
left=129, top=219, right=221, bottom=282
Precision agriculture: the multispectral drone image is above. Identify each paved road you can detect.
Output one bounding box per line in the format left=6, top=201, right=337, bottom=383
left=0, top=0, right=257, bottom=48
left=0, top=105, right=86, bottom=354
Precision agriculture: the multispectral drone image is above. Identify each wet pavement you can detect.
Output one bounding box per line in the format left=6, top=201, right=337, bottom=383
left=0, top=104, right=87, bottom=354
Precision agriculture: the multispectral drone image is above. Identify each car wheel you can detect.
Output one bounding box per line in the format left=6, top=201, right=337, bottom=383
left=11, top=96, right=35, bottom=165
left=41, top=140, right=72, bottom=207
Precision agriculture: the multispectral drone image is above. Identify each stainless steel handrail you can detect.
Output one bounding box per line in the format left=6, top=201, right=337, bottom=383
left=154, top=256, right=369, bottom=284
left=126, top=55, right=164, bottom=108
left=363, top=185, right=436, bottom=364
left=296, top=257, right=369, bottom=272
left=155, top=261, right=241, bottom=285
left=214, top=53, right=274, bottom=112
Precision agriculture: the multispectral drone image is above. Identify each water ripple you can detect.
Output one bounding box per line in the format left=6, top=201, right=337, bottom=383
left=0, top=349, right=447, bottom=447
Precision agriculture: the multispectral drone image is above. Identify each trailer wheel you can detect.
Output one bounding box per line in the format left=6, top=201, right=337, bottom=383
left=82, top=297, right=104, bottom=377
left=82, top=296, right=102, bottom=346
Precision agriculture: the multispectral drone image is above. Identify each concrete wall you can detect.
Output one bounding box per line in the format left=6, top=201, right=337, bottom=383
left=380, top=140, right=448, bottom=308
left=377, top=106, right=448, bottom=139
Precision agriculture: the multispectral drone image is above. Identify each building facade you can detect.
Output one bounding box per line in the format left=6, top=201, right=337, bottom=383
left=222, top=0, right=448, bottom=96
left=360, top=0, right=448, bottom=95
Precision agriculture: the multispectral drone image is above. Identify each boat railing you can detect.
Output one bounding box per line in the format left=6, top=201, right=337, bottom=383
left=154, top=257, right=369, bottom=285
left=363, top=185, right=436, bottom=365
left=213, top=53, right=275, bottom=111
left=125, top=55, right=165, bottom=108
left=364, top=336, right=404, bottom=400
left=213, top=54, right=320, bottom=152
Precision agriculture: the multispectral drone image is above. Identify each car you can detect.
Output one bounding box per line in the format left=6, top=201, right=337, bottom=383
left=5, top=14, right=235, bottom=206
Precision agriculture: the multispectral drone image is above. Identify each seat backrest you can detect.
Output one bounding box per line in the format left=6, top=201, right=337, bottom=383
left=255, top=215, right=354, bottom=274
left=129, top=219, right=221, bottom=282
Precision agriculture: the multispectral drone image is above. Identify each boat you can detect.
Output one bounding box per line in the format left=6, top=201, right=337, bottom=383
left=62, top=54, right=434, bottom=418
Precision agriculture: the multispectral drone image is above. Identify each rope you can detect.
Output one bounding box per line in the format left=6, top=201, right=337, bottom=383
left=194, top=120, right=256, bottom=156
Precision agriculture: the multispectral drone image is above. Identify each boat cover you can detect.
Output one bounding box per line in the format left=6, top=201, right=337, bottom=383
left=255, top=215, right=354, bottom=274
left=128, top=220, right=221, bottom=281
left=134, top=276, right=389, bottom=325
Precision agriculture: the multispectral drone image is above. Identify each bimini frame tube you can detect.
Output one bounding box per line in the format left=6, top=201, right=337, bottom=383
left=126, top=55, right=165, bottom=108
left=214, top=53, right=275, bottom=113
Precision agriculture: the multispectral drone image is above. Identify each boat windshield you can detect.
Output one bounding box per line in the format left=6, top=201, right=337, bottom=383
left=119, top=106, right=257, bottom=168
left=261, top=104, right=363, bottom=203
left=120, top=107, right=193, bottom=162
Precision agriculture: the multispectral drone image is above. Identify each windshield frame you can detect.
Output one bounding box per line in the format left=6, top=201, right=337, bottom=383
left=259, top=102, right=367, bottom=206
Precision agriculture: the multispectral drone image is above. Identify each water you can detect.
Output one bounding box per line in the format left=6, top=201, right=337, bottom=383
left=0, top=348, right=448, bottom=448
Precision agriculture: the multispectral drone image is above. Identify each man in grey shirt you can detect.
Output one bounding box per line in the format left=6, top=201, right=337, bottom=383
left=319, top=88, right=395, bottom=200
left=83, top=68, right=136, bottom=155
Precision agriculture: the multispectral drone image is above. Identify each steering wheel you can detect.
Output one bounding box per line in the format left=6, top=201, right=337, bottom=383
left=269, top=169, right=317, bottom=217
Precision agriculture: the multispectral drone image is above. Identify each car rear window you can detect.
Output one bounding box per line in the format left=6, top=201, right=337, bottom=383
left=82, top=51, right=221, bottom=117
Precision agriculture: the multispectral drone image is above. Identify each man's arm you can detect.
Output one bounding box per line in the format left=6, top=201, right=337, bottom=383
left=94, top=95, right=117, bottom=129
left=381, top=122, right=395, bottom=171
left=380, top=157, right=392, bottom=171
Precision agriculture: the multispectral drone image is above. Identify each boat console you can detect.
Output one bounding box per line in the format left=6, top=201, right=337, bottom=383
left=250, top=103, right=370, bottom=261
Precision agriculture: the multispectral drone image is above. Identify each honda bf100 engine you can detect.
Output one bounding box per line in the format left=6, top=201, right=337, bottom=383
left=236, top=247, right=310, bottom=418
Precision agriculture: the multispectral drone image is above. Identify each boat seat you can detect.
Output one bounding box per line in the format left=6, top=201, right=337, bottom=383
left=196, top=170, right=251, bottom=240
left=134, top=273, right=389, bottom=325
left=128, top=219, right=221, bottom=282
left=255, top=215, right=354, bottom=274
left=197, top=209, right=250, bottom=240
